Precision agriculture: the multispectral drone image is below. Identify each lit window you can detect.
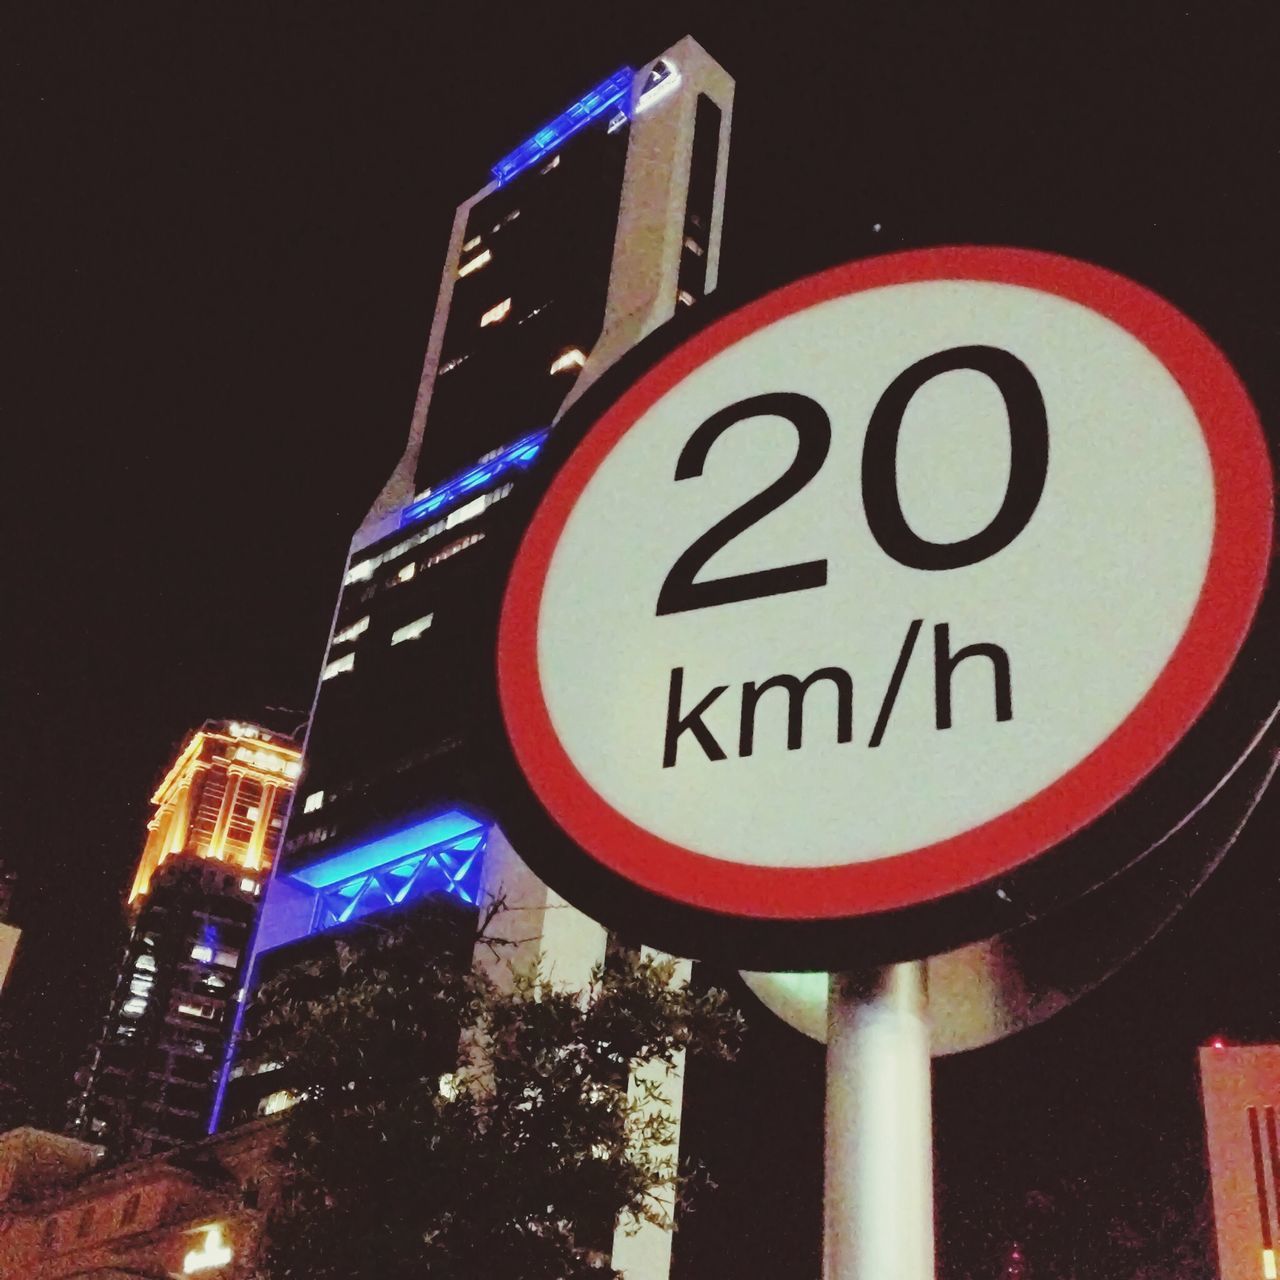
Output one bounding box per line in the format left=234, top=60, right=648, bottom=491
left=480, top=298, right=511, bottom=327
left=457, top=248, right=492, bottom=278
left=245, top=805, right=260, bottom=821
left=129, top=977, right=153, bottom=997
left=462, top=235, right=481, bottom=251
left=202, top=973, right=228, bottom=989
left=391, top=614, right=434, bottom=646
left=284, top=761, right=301, bottom=779
left=332, top=615, right=369, bottom=645
left=303, top=790, right=325, bottom=814
left=177, top=1002, right=215, bottom=1019
left=121, top=997, right=148, bottom=1017
left=549, top=348, right=586, bottom=375
left=213, top=948, right=240, bottom=969
left=1265, top=1250, right=1277, bottom=1280
left=239, top=878, right=257, bottom=894
left=446, top=494, right=488, bottom=529
left=607, top=110, right=628, bottom=133
left=677, top=289, right=696, bottom=307
left=395, top=562, right=416, bottom=584
left=259, top=1089, right=299, bottom=1116
left=343, top=559, right=374, bottom=586
left=321, top=653, right=355, bottom=681
left=539, top=155, right=561, bottom=174
left=503, top=208, right=520, bottom=224
left=683, top=236, right=705, bottom=257
left=426, top=533, right=484, bottom=566
left=135, top=954, right=156, bottom=972
left=191, top=944, right=213, bottom=963
left=637, top=59, right=681, bottom=111
left=183, top=1224, right=233, bottom=1274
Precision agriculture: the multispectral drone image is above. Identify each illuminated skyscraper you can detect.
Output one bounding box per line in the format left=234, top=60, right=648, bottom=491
left=72, top=721, right=300, bottom=1155
left=227, top=38, right=733, bottom=1278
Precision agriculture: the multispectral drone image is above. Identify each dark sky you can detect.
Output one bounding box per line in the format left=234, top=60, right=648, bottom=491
left=5, top=4, right=1278, bottom=1276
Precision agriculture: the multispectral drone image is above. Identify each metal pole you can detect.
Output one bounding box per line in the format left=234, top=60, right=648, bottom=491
left=824, top=962, right=934, bottom=1280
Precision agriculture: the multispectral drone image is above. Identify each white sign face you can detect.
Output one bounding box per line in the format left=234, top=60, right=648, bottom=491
left=499, top=249, right=1271, bottom=930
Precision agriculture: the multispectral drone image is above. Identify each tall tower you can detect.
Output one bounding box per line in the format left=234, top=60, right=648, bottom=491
left=72, top=720, right=300, bottom=1155
left=228, top=37, right=733, bottom=1278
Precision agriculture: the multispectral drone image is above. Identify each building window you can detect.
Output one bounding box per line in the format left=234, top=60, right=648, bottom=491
left=213, top=947, right=240, bottom=969
left=539, top=154, right=561, bottom=175
left=426, top=532, right=484, bottom=567
left=239, top=877, right=258, bottom=894
left=121, top=997, right=148, bottom=1017
left=394, top=562, right=416, bottom=585
left=343, top=558, right=374, bottom=586
left=677, top=289, right=695, bottom=307
left=244, top=805, right=260, bottom=821
left=457, top=248, right=492, bottom=278
left=637, top=58, right=680, bottom=110
left=677, top=94, right=721, bottom=305
left=332, top=615, right=369, bottom=645
left=462, top=234, right=482, bottom=251
left=120, top=1192, right=142, bottom=1228
left=191, top=944, right=214, bottom=963
left=321, top=653, right=355, bottom=682
left=391, top=614, right=434, bottom=646
left=259, top=1089, right=299, bottom=1116
left=549, top=348, right=586, bottom=375
left=177, top=1001, right=217, bottom=1020
left=303, top=790, right=325, bottom=814
left=135, top=954, right=156, bottom=972
left=480, top=297, right=512, bottom=328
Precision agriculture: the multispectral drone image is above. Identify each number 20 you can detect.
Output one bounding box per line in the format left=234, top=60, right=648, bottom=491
left=655, top=345, right=1050, bottom=616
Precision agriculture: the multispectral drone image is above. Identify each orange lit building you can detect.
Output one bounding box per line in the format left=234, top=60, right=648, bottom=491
left=72, top=722, right=300, bottom=1156
left=1200, top=1043, right=1280, bottom=1280
left=128, top=720, right=302, bottom=904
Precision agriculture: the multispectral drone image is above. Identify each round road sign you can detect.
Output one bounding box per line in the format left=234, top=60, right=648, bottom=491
left=491, top=248, right=1273, bottom=968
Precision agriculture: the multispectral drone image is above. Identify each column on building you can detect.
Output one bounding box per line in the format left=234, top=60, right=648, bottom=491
left=242, top=782, right=279, bottom=872
left=206, top=769, right=244, bottom=863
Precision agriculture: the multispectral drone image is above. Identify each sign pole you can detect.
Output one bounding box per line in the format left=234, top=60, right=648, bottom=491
left=824, top=963, right=934, bottom=1280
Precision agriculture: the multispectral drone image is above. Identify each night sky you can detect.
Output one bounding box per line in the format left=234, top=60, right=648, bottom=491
left=6, top=4, right=1278, bottom=1276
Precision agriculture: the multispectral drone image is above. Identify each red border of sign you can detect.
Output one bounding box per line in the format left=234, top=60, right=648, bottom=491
left=498, top=248, right=1273, bottom=920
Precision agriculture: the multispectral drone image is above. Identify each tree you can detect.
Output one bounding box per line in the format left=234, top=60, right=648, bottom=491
left=246, top=906, right=742, bottom=1280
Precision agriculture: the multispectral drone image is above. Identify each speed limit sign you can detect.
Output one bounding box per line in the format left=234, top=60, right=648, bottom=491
left=489, top=248, right=1273, bottom=968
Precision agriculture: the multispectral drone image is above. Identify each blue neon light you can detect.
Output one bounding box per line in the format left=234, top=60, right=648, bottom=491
left=289, top=810, right=486, bottom=889
left=491, top=67, right=634, bottom=186
left=314, top=834, right=484, bottom=931
left=399, top=429, right=549, bottom=529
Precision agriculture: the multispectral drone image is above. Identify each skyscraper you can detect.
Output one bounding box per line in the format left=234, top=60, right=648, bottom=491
left=72, top=720, right=300, bottom=1155
left=228, top=37, right=733, bottom=1278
